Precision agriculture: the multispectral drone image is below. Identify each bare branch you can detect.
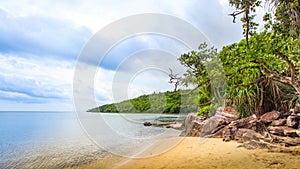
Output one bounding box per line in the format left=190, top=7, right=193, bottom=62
left=228, top=10, right=245, bottom=23
left=169, top=68, right=183, bottom=92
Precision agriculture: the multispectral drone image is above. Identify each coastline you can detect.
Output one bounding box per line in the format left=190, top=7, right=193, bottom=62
left=75, top=137, right=300, bottom=169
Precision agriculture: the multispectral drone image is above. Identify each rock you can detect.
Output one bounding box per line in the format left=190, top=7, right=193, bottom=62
left=282, top=137, right=300, bottom=146
left=143, top=122, right=152, bottom=126
left=268, top=126, right=299, bottom=137
left=186, top=121, right=203, bottom=137
left=222, top=126, right=237, bottom=142
left=181, top=113, right=206, bottom=137
left=230, top=115, right=258, bottom=130
left=215, top=106, right=238, bottom=122
left=182, top=107, right=238, bottom=138
left=235, top=129, right=263, bottom=143
left=183, top=129, right=201, bottom=137
left=282, top=127, right=298, bottom=137
left=286, top=115, right=299, bottom=128
left=238, top=140, right=278, bottom=150
left=260, top=111, right=280, bottom=124
left=270, top=119, right=287, bottom=126
left=268, top=126, right=284, bottom=136
left=201, top=116, right=226, bottom=137
left=281, top=111, right=292, bottom=118
left=181, top=113, right=197, bottom=130
left=209, top=126, right=225, bottom=138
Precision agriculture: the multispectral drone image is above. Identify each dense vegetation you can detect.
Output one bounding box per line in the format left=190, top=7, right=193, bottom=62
left=179, top=0, right=300, bottom=117
left=89, top=0, right=300, bottom=117
left=88, top=90, right=199, bottom=114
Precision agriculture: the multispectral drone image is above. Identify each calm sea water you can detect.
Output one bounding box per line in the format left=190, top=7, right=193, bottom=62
left=0, top=111, right=183, bottom=168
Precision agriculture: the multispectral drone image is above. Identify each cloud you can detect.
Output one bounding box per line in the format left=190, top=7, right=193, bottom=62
left=92, top=48, right=187, bottom=107
left=181, top=0, right=244, bottom=49
left=0, top=1, right=254, bottom=110
left=0, top=54, right=73, bottom=105
left=0, top=8, right=92, bottom=60
left=97, top=34, right=190, bottom=71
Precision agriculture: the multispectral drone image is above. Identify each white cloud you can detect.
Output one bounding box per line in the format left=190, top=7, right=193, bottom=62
left=0, top=0, right=257, bottom=110
left=0, top=54, right=74, bottom=110
left=0, top=0, right=199, bottom=33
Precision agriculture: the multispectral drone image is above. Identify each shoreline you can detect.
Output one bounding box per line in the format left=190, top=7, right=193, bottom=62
left=75, top=137, right=300, bottom=169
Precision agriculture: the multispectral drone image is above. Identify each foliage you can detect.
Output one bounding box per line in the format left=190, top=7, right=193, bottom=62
left=265, top=0, right=300, bottom=38
left=220, top=31, right=300, bottom=116
left=228, top=0, right=261, bottom=47
left=178, top=43, right=226, bottom=117
left=175, top=0, right=300, bottom=118
left=87, top=90, right=200, bottom=114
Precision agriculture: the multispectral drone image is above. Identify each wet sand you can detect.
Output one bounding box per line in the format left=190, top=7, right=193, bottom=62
left=75, top=137, right=300, bottom=169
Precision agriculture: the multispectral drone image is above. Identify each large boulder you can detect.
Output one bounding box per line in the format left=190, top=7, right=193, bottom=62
left=268, top=126, right=285, bottom=136
left=283, top=127, right=299, bottom=137
left=201, top=116, right=226, bottom=137
left=235, top=129, right=263, bottom=143
left=215, top=106, right=238, bottom=122
left=260, top=111, right=280, bottom=124
left=268, top=126, right=299, bottom=137
left=230, top=115, right=258, bottom=130
left=181, top=113, right=198, bottom=132
left=222, top=125, right=237, bottom=142
left=181, top=113, right=205, bottom=137
left=238, top=140, right=278, bottom=150
left=270, top=119, right=287, bottom=126
left=282, top=137, right=300, bottom=146
left=201, top=107, right=238, bottom=137
left=222, top=115, right=258, bottom=142
left=183, top=107, right=238, bottom=137
left=286, top=115, right=299, bottom=128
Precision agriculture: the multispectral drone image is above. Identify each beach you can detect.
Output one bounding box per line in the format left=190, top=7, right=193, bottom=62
left=75, top=137, right=300, bottom=169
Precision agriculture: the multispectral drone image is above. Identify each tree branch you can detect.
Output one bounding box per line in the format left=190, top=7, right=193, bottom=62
left=275, top=50, right=296, bottom=84
left=228, top=10, right=245, bottom=23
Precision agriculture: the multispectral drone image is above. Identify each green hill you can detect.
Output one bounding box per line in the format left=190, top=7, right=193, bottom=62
left=87, top=90, right=199, bottom=114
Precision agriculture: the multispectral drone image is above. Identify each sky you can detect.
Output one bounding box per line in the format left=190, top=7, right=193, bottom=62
left=0, top=0, right=266, bottom=111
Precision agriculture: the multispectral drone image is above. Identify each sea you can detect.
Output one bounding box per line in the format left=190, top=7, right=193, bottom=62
left=0, top=111, right=184, bottom=169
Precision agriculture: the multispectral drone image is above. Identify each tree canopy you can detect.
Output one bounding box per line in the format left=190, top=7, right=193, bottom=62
left=178, top=0, right=300, bottom=117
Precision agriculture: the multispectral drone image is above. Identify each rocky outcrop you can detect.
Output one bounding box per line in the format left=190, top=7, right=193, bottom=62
left=260, top=111, right=280, bottom=124
left=181, top=107, right=238, bottom=137
left=181, top=107, right=300, bottom=147
left=180, top=113, right=205, bottom=137
left=271, top=119, right=287, bottom=126
left=234, top=129, right=263, bottom=143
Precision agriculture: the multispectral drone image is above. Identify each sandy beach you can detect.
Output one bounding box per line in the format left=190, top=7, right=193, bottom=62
left=74, top=137, right=300, bottom=169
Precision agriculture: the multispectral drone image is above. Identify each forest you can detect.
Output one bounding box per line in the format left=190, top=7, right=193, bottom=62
left=90, top=0, right=300, bottom=118
left=87, top=90, right=199, bottom=113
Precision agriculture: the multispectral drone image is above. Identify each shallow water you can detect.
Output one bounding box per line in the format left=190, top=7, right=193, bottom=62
left=0, top=111, right=183, bottom=168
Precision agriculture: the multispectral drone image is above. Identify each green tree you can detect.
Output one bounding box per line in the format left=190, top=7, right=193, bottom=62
left=228, top=0, right=262, bottom=47
left=178, top=43, right=225, bottom=116
left=265, top=0, right=300, bottom=38
left=220, top=32, right=300, bottom=116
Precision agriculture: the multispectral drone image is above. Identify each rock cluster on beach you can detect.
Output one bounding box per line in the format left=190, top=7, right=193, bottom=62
left=181, top=107, right=300, bottom=147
